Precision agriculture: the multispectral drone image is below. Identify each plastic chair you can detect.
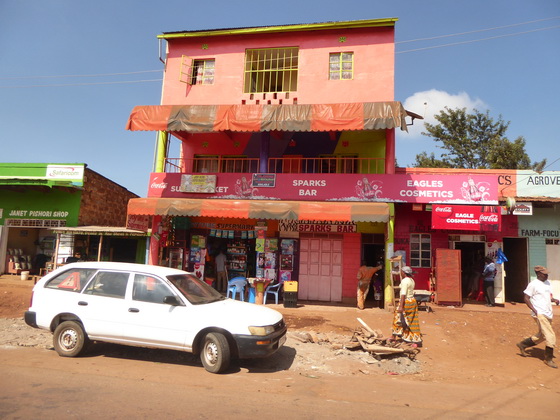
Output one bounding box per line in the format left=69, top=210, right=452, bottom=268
left=227, top=277, right=247, bottom=301
left=264, top=280, right=284, bottom=305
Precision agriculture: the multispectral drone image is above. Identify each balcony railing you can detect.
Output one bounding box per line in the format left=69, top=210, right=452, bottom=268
left=165, top=156, right=385, bottom=174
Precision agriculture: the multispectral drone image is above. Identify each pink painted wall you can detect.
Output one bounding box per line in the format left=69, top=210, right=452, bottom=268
left=161, top=26, right=395, bottom=105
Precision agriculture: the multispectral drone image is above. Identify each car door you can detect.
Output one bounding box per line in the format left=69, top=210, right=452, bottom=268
left=121, top=273, right=191, bottom=349
left=79, top=270, right=131, bottom=340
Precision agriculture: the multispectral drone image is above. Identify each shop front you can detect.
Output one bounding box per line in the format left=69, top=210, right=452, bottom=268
left=128, top=196, right=390, bottom=304
left=0, top=164, right=83, bottom=275
left=394, top=202, right=518, bottom=306
left=393, top=169, right=560, bottom=306
left=1, top=163, right=140, bottom=275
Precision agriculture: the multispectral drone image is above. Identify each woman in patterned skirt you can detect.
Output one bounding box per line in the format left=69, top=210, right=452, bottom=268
left=391, top=266, right=423, bottom=347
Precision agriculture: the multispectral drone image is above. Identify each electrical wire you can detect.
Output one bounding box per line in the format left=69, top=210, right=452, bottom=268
left=0, top=70, right=162, bottom=80
left=0, top=79, right=163, bottom=88
left=397, top=25, right=560, bottom=54
left=396, top=16, right=560, bottom=44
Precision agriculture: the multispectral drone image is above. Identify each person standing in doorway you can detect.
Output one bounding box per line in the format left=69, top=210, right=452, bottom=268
left=517, top=266, right=559, bottom=368
left=391, top=266, right=423, bottom=346
left=215, top=250, right=227, bottom=293
left=482, top=257, right=496, bottom=307
left=356, top=261, right=382, bottom=310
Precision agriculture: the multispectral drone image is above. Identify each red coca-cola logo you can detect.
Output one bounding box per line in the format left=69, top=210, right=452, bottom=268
left=435, top=206, right=452, bottom=213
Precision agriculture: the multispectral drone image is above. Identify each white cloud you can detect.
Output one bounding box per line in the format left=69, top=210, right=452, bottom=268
left=401, top=90, right=488, bottom=140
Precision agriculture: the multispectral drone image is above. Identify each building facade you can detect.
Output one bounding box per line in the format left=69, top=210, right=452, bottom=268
left=395, top=168, right=560, bottom=305
left=126, top=18, right=420, bottom=305
left=0, top=163, right=144, bottom=274
left=125, top=19, right=556, bottom=308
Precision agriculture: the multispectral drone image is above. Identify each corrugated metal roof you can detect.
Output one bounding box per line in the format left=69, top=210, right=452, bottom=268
left=159, top=18, right=398, bottom=39
left=51, top=226, right=148, bottom=237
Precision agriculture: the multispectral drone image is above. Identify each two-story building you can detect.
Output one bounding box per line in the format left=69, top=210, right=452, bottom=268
left=125, top=18, right=422, bottom=305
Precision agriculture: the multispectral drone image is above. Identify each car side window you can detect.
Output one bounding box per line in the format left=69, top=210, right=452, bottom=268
left=45, top=268, right=96, bottom=293
left=83, top=271, right=129, bottom=299
left=132, top=274, right=176, bottom=304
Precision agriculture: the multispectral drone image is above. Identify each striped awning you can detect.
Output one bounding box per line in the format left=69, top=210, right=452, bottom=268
left=128, top=198, right=389, bottom=223
left=126, top=102, right=410, bottom=133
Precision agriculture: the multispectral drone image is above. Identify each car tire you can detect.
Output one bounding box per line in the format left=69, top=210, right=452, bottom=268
left=200, top=332, right=230, bottom=373
left=53, top=321, right=89, bottom=357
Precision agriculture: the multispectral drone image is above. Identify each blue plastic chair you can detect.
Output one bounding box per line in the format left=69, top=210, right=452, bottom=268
left=264, top=279, right=284, bottom=305
left=227, top=277, right=247, bottom=301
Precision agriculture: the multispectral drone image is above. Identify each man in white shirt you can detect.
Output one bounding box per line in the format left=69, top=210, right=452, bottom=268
left=517, top=265, right=560, bottom=368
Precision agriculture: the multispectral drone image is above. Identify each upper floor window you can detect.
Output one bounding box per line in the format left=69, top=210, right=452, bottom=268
left=180, top=57, right=215, bottom=85
left=243, top=47, right=298, bottom=93
left=329, top=52, right=354, bottom=80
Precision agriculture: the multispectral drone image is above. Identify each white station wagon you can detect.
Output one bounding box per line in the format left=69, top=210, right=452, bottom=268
left=25, top=262, right=286, bottom=373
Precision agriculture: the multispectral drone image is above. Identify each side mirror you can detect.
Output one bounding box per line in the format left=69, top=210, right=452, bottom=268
left=163, top=295, right=181, bottom=306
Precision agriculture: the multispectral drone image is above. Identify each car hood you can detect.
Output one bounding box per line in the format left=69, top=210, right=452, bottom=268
left=194, top=298, right=283, bottom=329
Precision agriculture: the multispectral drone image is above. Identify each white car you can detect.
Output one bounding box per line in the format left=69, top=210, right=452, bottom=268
left=25, top=262, right=286, bottom=373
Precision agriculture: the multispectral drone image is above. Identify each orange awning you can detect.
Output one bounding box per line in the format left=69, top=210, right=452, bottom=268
left=126, top=102, right=411, bottom=133
left=128, top=198, right=389, bottom=223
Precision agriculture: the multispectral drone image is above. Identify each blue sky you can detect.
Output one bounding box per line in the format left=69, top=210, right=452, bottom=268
left=1, top=0, right=559, bottom=196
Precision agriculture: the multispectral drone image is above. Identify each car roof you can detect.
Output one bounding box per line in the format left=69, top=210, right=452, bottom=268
left=60, top=262, right=191, bottom=277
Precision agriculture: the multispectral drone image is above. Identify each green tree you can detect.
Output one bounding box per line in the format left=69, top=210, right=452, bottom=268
left=413, top=107, right=544, bottom=170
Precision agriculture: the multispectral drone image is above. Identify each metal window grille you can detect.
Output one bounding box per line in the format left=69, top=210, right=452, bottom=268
left=243, top=47, right=299, bottom=93
left=5, top=219, right=67, bottom=228
left=410, top=233, right=431, bottom=268
left=329, top=52, right=354, bottom=80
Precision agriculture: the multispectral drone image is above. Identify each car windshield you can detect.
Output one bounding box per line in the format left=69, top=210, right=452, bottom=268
left=167, top=274, right=225, bottom=304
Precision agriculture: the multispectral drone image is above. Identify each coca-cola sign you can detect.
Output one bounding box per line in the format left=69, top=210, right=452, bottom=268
left=432, top=204, right=501, bottom=232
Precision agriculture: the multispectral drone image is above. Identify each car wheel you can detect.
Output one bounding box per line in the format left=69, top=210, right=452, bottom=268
left=200, top=332, right=230, bottom=373
left=53, top=321, right=89, bottom=357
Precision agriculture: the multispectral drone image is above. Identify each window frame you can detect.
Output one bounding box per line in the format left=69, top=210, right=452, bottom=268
left=243, top=47, right=299, bottom=93
left=410, top=233, right=432, bottom=268
left=329, top=52, right=354, bottom=80
left=83, top=271, right=130, bottom=299
left=132, top=274, right=179, bottom=304
left=180, top=56, right=215, bottom=85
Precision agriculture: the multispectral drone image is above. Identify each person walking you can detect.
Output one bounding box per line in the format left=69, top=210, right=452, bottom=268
left=516, top=265, right=560, bottom=368
left=482, top=257, right=496, bottom=307
left=391, top=266, right=422, bottom=347
left=356, top=261, right=382, bottom=310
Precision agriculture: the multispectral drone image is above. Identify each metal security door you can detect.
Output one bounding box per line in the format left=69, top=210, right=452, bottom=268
left=298, top=237, right=342, bottom=302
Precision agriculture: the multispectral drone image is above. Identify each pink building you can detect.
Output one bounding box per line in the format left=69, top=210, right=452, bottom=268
left=126, top=18, right=424, bottom=307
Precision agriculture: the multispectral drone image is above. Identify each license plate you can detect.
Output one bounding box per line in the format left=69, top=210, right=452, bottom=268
left=278, top=334, right=287, bottom=347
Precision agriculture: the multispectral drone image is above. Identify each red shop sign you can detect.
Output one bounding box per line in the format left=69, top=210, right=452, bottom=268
left=432, top=205, right=501, bottom=232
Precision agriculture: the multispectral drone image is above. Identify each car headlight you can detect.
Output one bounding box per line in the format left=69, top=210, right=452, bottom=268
left=248, top=325, right=275, bottom=336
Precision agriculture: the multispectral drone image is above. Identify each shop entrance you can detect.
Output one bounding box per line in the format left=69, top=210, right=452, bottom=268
left=362, top=242, right=384, bottom=307
left=503, top=237, right=529, bottom=303
left=453, top=241, right=485, bottom=299
left=298, top=235, right=343, bottom=302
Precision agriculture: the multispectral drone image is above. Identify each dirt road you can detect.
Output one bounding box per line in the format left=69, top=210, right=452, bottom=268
left=1, top=275, right=560, bottom=418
